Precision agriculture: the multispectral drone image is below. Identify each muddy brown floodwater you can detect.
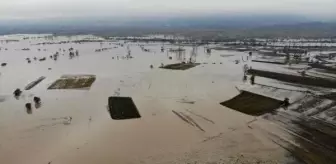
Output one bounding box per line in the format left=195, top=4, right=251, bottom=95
left=0, top=35, right=309, bottom=164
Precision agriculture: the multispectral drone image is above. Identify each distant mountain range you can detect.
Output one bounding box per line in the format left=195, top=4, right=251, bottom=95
left=0, top=15, right=335, bottom=38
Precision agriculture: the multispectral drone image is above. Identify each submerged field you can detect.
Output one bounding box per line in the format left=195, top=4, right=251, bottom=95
left=1, top=34, right=336, bottom=164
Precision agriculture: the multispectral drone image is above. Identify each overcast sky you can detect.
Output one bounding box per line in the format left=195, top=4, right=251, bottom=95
left=1, top=0, right=335, bottom=20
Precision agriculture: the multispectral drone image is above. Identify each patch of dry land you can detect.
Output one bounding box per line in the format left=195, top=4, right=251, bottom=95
left=48, top=75, right=96, bottom=90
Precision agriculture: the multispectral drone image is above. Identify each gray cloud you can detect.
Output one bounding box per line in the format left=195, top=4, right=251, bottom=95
left=0, top=0, right=335, bottom=20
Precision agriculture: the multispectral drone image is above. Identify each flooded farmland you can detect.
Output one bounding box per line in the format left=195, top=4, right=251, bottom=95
left=1, top=34, right=336, bottom=164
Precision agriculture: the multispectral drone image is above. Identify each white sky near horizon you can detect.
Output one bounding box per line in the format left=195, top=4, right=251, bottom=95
left=0, top=0, right=335, bottom=20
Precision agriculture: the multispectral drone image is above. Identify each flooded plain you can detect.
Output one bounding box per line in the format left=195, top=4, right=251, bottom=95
left=1, top=35, right=331, bottom=163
